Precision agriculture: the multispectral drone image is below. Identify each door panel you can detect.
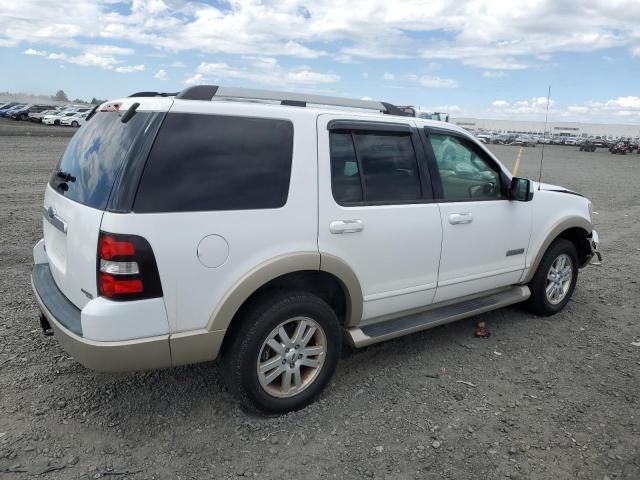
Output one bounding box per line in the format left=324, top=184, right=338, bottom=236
left=435, top=200, right=531, bottom=302
left=423, top=129, right=532, bottom=302
left=317, top=115, right=443, bottom=323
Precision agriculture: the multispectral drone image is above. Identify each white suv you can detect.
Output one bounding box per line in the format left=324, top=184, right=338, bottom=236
left=32, top=86, right=600, bottom=413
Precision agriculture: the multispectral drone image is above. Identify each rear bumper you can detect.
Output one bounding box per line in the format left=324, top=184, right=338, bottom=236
left=31, top=263, right=172, bottom=372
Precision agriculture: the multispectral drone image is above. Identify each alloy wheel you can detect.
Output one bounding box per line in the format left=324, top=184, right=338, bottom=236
left=256, top=316, right=326, bottom=399
left=545, top=253, right=573, bottom=305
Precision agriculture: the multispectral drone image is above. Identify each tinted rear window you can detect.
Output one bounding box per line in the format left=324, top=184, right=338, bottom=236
left=133, top=113, right=294, bottom=213
left=49, top=111, right=153, bottom=210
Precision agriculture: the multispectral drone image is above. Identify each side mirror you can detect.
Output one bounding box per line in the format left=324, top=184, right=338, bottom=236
left=509, top=177, right=532, bottom=202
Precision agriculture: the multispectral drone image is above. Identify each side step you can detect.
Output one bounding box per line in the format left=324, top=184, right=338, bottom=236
left=345, top=286, right=530, bottom=348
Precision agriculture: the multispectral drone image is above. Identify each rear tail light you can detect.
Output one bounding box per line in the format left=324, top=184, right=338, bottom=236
left=97, top=232, right=163, bottom=301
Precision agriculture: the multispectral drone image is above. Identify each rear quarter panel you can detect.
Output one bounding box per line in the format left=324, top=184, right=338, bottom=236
left=100, top=102, right=319, bottom=333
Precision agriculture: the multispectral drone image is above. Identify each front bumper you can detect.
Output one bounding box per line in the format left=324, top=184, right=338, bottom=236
left=31, top=263, right=172, bottom=372
left=586, top=229, right=602, bottom=264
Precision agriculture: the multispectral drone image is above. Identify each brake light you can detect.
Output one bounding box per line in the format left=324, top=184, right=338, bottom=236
left=97, top=232, right=163, bottom=301
left=99, top=235, right=135, bottom=259
left=99, top=273, right=143, bottom=296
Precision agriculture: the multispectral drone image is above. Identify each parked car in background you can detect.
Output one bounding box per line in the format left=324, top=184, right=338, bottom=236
left=10, top=104, right=55, bottom=121
left=476, top=133, right=491, bottom=144
left=60, top=111, right=89, bottom=127
left=563, top=138, right=578, bottom=146
left=43, top=111, right=76, bottom=126
left=510, top=136, right=536, bottom=147
left=0, top=104, right=26, bottom=118
left=29, top=108, right=61, bottom=123
left=579, top=141, right=596, bottom=152
left=0, top=102, right=19, bottom=113
left=42, top=108, right=88, bottom=126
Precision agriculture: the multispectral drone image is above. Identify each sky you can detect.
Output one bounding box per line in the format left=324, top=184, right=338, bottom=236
left=1, top=0, right=640, bottom=124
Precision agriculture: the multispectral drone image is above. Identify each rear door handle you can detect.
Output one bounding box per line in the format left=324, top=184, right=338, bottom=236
left=449, top=212, right=473, bottom=225
left=330, top=219, right=364, bottom=234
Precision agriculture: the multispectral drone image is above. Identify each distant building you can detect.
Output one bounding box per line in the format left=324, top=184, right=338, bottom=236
left=451, top=117, right=640, bottom=139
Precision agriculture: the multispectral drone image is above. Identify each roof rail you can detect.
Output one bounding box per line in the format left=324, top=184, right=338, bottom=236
left=175, top=85, right=413, bottom=117
left=128, top=91, right=179, bottom=98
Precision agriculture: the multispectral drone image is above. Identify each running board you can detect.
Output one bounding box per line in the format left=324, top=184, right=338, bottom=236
left=345, top=286, right=530, bottom=348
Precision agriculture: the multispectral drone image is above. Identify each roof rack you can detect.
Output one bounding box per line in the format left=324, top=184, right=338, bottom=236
left=171, top=85, right=413, bottom=117
left=128, top=91, right=178, bottom=98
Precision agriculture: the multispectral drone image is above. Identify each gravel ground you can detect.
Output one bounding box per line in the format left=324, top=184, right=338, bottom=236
left=0, top=135, right=638, bottom=479
left=0, top=118, right=75, bottom=138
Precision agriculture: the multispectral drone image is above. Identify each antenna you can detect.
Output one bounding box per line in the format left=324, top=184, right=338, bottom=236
left=537, top=86, right=551, bottom=190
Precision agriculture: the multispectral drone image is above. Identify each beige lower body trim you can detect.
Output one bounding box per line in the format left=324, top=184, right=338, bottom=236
left=521, top=217, right=592, bottom=284
left=34, top=286, right=172, bottom=372
left=169, top=329, right=226, bottom=366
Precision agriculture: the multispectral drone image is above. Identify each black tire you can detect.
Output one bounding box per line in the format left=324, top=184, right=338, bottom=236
left=221, top=291, right=341, bottom=414
left=71, top=121, right=78, bottom=127
left=526, top=238, right=578, bottom=316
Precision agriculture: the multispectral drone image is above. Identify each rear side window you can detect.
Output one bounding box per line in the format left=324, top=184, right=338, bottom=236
left=49, top=111, right=154, bottom=210
left=330, top=131, right=422, bottom=205
left=134, top=113, right=294, bottom=213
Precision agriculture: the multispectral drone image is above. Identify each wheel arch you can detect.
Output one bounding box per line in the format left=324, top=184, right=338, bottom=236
left=207, top=251, right=362, bottom=334
left=522, top=217, right=593, bottom=284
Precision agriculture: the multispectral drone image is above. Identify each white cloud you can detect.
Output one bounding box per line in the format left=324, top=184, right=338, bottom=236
left=491, top=97, right=554, bottom=115
left=483, top=70, right=505, bottom=78
left=115, top=64, right=145, bottom=73
left=68, top=52, right=120, bottom=70
left=85, top=44, right=134, bottom=56
left=24, top=48, right=47, bottom=56
left=419, top=75, right=458, bottom=88
left=170, top=61, right=185, bottom=68
left=4, top=0, right=640, bottom=71
left=184, top=73, right=204, bottom=85
left=47, top=52, right=67, bottom=60
left=186, top=59, right=339, bottom=88
left=631, top=46, right=640, bottom=56
left=154, top=68, right=167, bottom=80
left=382, top=72, right=395, bottom=81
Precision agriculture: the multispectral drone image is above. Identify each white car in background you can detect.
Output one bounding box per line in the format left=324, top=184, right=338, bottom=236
left=43, top=107, right=90, bottom=126
left=43, top=111, right=75, bottom=126
left=60, top=111, right=89, bottom=127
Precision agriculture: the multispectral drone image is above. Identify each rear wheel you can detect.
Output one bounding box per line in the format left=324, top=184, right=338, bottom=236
left=526, top=238, right=578, bottom=316
left=221, top=291, right=341, bottom=414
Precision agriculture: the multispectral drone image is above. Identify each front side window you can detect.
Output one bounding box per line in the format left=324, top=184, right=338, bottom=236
left=428, top=133, right=503, bottom=201
left=330, top=130, right=422, bottom=205
left=134, top=113, right=294, bottom=213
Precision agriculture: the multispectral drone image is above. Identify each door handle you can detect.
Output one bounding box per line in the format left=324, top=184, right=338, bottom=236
left=330, top=219, right=364, bottom=234
left=449, top=212, right=473, bottom=225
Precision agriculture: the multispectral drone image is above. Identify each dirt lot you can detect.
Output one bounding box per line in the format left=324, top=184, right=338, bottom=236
left=0, top=133, right=638, bottom=479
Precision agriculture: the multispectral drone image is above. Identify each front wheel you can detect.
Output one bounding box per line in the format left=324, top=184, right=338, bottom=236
left=526, top=238, right=578, bottom=316
left=221, top=291, right=341, bottom=414
left=71, top=121, right=78, bottom=127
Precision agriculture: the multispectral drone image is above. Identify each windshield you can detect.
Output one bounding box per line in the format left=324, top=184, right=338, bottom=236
left=49, top=111, right=154, bottom=210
